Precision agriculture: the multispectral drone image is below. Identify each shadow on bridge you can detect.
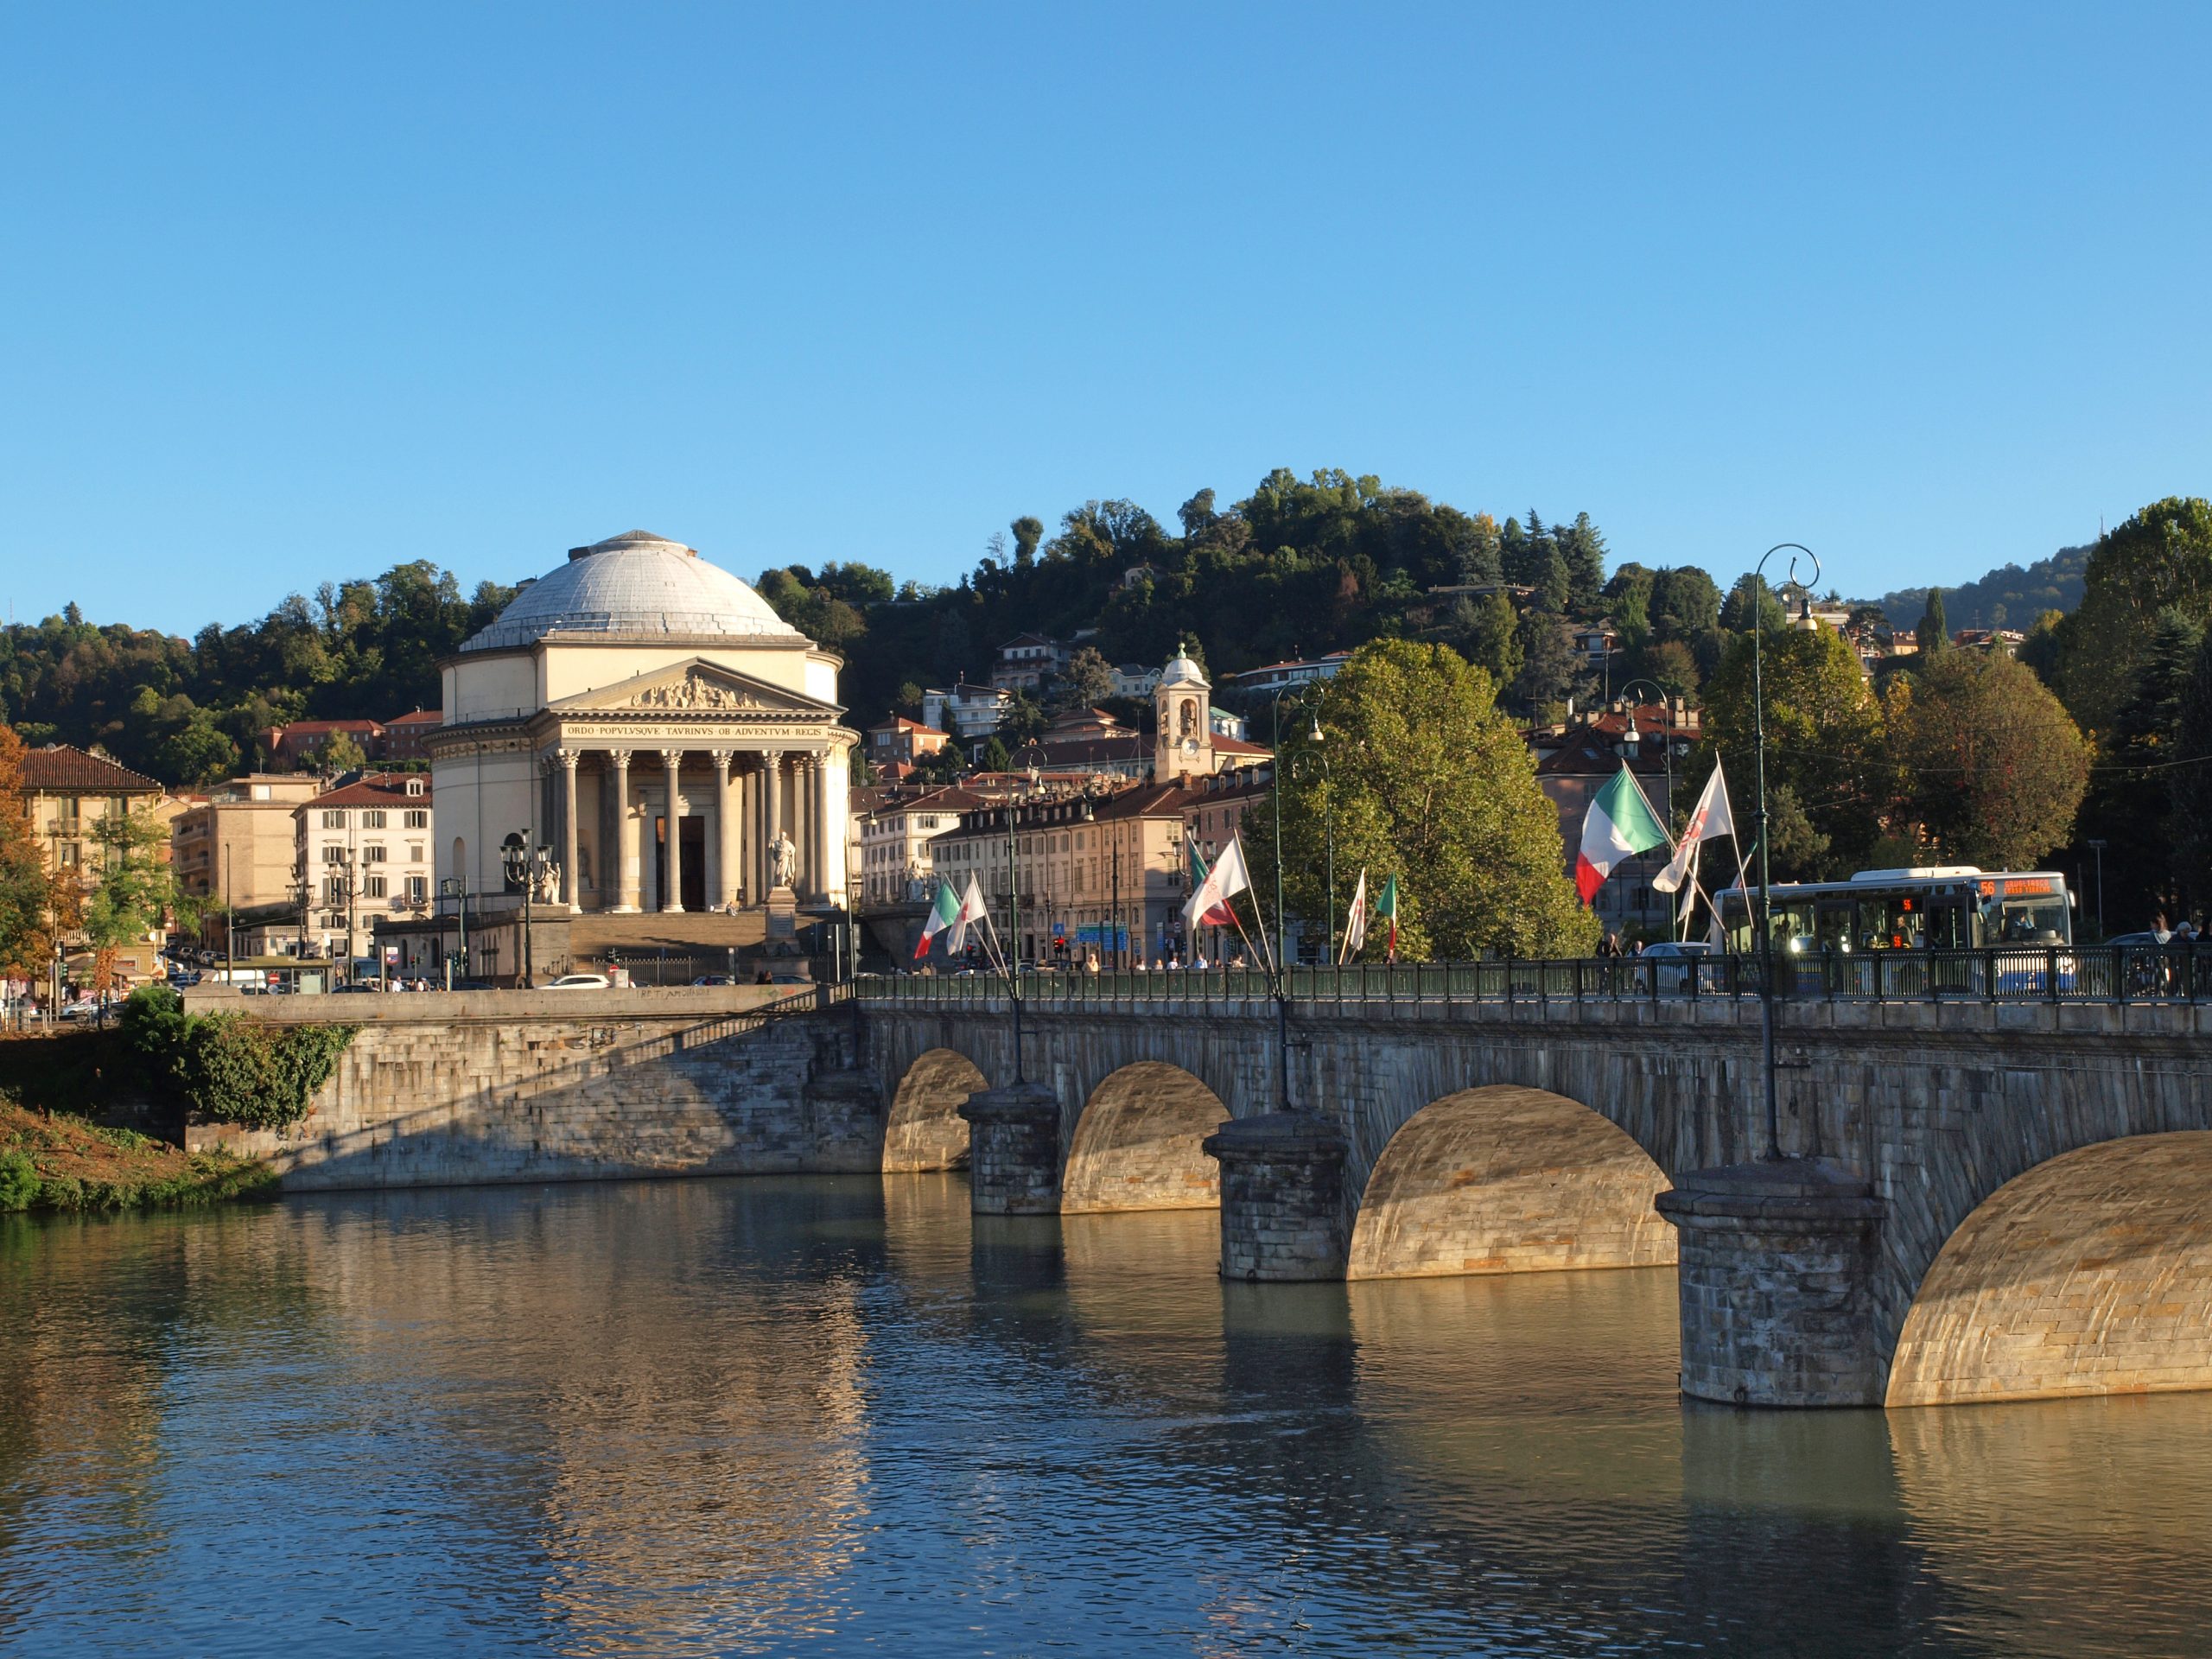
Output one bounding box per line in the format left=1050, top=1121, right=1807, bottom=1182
left=1886, top=1129, right=2212, bottom=1407
left=1061, top=1063, right=1224, bottom=1214
left=881, top=1048, right=983, bottom=1173
left=1347, top=1086, right=1677, bottom=1280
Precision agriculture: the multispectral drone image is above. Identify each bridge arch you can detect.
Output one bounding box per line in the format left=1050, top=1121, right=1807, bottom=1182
left=881, top=1047, right=988, bottom=1173
left=1348, top=1085, right=1675, bottom=1279
left=1061, top=1062, right=1226, bottom=1213
left=1885, top=1130, right=2212, bottom=1407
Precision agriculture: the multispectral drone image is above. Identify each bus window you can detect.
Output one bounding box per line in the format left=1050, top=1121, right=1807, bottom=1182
left=1996, top=894, right=2070, bottom=944
left=1770, top=900, right=1817, bottom=955
left=1815, top=903, right=1855, bottom=955
left=1855, top=896, right=1926, bottom=950
left=1720, top=895, right=1753, bottom=954
left=1923, top=904, right=1970, bottom=950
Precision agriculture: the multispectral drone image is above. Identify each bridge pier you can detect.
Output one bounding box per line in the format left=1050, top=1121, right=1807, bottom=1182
left=1203, top=1113, right=1351, bottom=1281
left=1657, top=1159, right=1888, bottom=1408
left=957, top=1082, right=1064, bottom=1215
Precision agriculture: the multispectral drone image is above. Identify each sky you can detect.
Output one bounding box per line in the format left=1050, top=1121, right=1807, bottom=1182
left=3, top=3, right=2207, bottom=636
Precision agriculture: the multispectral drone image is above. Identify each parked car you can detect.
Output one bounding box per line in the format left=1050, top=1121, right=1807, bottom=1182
left=690, top=974, right=738, bottom=987
left=1640, top=940, right=1717, bottom=995
left=331, top=983, right=380, bottom=994
left=544, top=973, right=613, bottom=990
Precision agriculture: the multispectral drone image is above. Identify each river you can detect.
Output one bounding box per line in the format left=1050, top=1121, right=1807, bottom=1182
left=3, top=1175, right=2209, bottom=1656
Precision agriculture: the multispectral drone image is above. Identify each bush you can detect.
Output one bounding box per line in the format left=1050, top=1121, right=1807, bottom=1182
left=0, top=1151, right=36, bottom=1212
left=179, top=1014, right=355, bottom=1132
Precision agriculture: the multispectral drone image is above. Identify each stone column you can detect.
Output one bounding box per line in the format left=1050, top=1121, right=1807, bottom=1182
left=812, top=747, right=836, bottom=904
left=1656, top=1158, right=1887, bottom=1408
left=1202, top=1113, right=1351, bottom=1281
left=558, top=749, right=581, bottom=912
left=796, top=754, right=816, bottom=899
left=612, top=750, right=640, bottom=912
left=711, top=752, right=736, bottom=911
left=660, top=749, right=684, bottom=912
left=957, top=1081, right=1063, bottom=1215
left=763, top=751, right=785, bottom=892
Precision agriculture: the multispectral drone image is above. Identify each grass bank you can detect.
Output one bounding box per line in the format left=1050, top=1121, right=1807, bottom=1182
left=0, top=1098, right=274, bottom=1214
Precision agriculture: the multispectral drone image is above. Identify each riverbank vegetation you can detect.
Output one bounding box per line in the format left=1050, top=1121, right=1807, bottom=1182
left=0, top=1097, right=273, bottom=1213
left=121, top=987, right=356, bottom=1133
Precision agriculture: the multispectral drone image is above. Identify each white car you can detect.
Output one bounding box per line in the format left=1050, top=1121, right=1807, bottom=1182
left=543, top=973, right=613, bottom=989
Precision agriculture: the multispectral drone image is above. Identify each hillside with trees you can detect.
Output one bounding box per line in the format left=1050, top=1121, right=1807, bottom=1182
left=1872, top=544, right=2088, bottom=633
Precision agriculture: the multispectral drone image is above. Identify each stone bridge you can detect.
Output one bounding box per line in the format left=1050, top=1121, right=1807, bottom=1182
left=857, top=988, right=2212, bottom=1412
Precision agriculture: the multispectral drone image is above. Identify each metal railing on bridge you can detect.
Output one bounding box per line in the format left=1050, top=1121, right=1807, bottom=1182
left=854, top=944, right=2212, bottom=1011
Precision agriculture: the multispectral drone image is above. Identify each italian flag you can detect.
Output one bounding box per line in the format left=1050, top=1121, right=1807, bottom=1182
left=916, top=878, right=960, bottom=958
left=1576, top=763, right=1669, bottom=905
left=1376, top=874, right=1399, bottom=956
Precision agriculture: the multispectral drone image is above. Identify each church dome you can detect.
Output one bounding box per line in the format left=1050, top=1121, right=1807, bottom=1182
left=461, top=530, right=807, bottom=652
left=1160, top=651, right=1209, bottom=689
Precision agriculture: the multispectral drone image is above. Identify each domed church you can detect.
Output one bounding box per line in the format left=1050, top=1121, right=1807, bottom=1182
left=426, top=531, right=855, bottom=957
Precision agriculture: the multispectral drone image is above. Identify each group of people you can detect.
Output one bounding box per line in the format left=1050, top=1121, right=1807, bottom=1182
left=1593, top=933, right=1649, bottom=957
left=2149, top=913, right=2206, bottom=944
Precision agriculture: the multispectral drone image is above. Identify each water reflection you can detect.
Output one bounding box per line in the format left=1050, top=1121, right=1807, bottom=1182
left=2, top=1180, right=2209, bottom=1656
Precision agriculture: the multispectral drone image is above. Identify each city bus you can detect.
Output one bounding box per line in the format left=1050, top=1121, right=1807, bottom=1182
left=1714, top=866, right=2075, bottom=996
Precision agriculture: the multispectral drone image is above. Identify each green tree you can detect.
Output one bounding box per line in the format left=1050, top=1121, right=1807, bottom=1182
left=1916, top=588, right=1948, bottom=657
left=318, top=730, right=369, bottom=773
left=1702, top=625, right=1885, bottom=879
left=1649, top=566, right=1723, bottom=637
left=83, top=809, right=199, bottom=984
left=1052, top=646, right=1116, bottom=712
left=1245, top=639, right=1594, bottom=960
left=1720, top=574, right=1788, bottom=634
left=2167, top=632, right=2212, bottom=899
left=2050, top=496, right=2212, bottom=733
left=1459, top=592, right=1523, bottom=688
left=1890, top=651, right=2090, bottom=870
left=1512, top=609, right=1577, bottom=715
left=980, top=736, right=1012, bottom=774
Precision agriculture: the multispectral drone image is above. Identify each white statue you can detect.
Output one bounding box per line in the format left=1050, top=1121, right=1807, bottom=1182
left=772, top=830, right=798, bottom=891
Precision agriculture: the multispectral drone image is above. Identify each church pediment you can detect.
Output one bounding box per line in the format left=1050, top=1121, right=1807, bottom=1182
left=548, top=659, right=841, bottom=718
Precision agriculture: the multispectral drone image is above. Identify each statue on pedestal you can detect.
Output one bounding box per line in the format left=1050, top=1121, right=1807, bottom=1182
left=771, top=830, right=798, bottom=893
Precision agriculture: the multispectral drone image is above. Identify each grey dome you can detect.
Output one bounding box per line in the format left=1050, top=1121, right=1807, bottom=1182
left=1160, top=651, right=1208, bottom=689
left=461, top=531, right=805, bottom=652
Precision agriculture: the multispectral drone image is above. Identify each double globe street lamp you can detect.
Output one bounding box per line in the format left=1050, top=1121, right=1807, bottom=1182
left=1750, top=542, right=1821, bottom=1162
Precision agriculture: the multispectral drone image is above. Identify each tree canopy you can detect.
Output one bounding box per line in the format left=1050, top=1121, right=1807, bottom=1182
left=1244, top=639, right=1594, bottom=960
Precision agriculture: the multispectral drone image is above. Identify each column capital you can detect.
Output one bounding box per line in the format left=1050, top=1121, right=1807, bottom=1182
left=557, top=748, right=579, bottom=772
left=710, top=750, right=732, bottom=774
left=659, top=747, right=684, bottom=766
left=607, top=747, right=632, bottom=766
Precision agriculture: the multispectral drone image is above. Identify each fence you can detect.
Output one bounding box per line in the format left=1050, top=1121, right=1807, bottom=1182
left=854, top=944, right=2212, bottom=1010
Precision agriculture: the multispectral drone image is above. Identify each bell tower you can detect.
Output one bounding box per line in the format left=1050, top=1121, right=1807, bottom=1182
left=1153, top=651, right=1214, bottom=781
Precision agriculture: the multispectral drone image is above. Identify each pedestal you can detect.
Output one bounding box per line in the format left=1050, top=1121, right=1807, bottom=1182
left=1656, top=1157, right=1887, bottom=1408
left=766, top=886, right=798, bottom=942
left=1202, top=1112, right=1351, bottom=1281
left=957, top=1081, right=1063, bottom=1216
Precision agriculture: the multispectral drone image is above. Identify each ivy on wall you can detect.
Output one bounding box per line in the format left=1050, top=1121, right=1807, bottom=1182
left=122, top=987, right=356, bottom=1133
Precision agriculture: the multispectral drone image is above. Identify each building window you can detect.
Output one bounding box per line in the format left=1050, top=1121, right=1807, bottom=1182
left=406, top=876, right=428, bottom=904
left=322, top=810, right=346, bottom=829
left=363, top=844, right=387, bottom=863
left=362, top=810, right=387, bottom=830
left=404, top=809, right=428, bottom=829
left=408, top=843, right=424, bottom=862
left=323, top=876, right=346, bottom=904
left=364, top=875, right=388, bottom=899
left=322, top=845, right=346, bottom=864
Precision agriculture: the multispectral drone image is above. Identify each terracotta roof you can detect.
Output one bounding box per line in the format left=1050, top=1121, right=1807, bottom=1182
left=1211, top=734, right=1272, bottom=755
left=303, top=772, right=435, bottom=809
left=276, top=719, right=385, bottom=736
left=1534, top=729, right=1668, bottom=778
left=385, top=709, right=443, bottom=728
left=18, top=744, right=162, bottom=793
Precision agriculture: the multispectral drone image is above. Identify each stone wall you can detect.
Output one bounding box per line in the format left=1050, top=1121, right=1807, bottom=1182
left=187, top=990, right=879, bottom=1191
left=1060, top=1061, right=1224, bottom=1213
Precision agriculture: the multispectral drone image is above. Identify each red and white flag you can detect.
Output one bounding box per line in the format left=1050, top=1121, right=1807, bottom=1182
left=1652, top=760, right=1736, bottom=895
left=946, top=873, right=990, bottom=957
left=1183, top=835, right=1252, bottom=934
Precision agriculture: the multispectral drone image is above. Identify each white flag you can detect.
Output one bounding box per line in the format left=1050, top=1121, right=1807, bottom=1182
left=1338, top=868, right=1368, bottom=963
left=1183, top=835, right=1253, bottom=934
left=1654, top=760, right=1736, bottom=894
left=947, top=873, right=990, bottom=955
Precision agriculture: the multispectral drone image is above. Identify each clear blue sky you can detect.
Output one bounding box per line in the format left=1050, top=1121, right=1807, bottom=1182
left=3, top=3, right=2206, bottom=634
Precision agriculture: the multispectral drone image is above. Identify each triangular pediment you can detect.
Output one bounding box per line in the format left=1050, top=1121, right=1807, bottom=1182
left=548, top=658, right=842, bottom=717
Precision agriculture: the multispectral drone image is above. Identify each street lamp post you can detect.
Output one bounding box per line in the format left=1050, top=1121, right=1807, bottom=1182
left=1751, top=543, right=1821, bottom=1162
left=1287, top=734, right=1334, bottom=963
left=1002, top=743, right=1047, bottom=1081
left=1264, top=685, right=1324, bottom=1113
left=502, top=833, right=551, bottom=988
left=2085, top=838, right=2107, bottom=938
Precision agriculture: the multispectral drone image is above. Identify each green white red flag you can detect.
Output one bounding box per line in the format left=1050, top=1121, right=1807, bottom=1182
left=915, top=878, right=960, bottom=957
left=1576, top=764, right=1669, bottom=905
left=1376, top=874, right=1399, bottom=957
left=1183, top=835, right=1251, bottom=933
left=947, top=873, right=989, bottom=957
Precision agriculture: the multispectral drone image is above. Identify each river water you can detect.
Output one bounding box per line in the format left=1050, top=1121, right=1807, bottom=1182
left=3, top=1175, right=2209, bottom=1657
